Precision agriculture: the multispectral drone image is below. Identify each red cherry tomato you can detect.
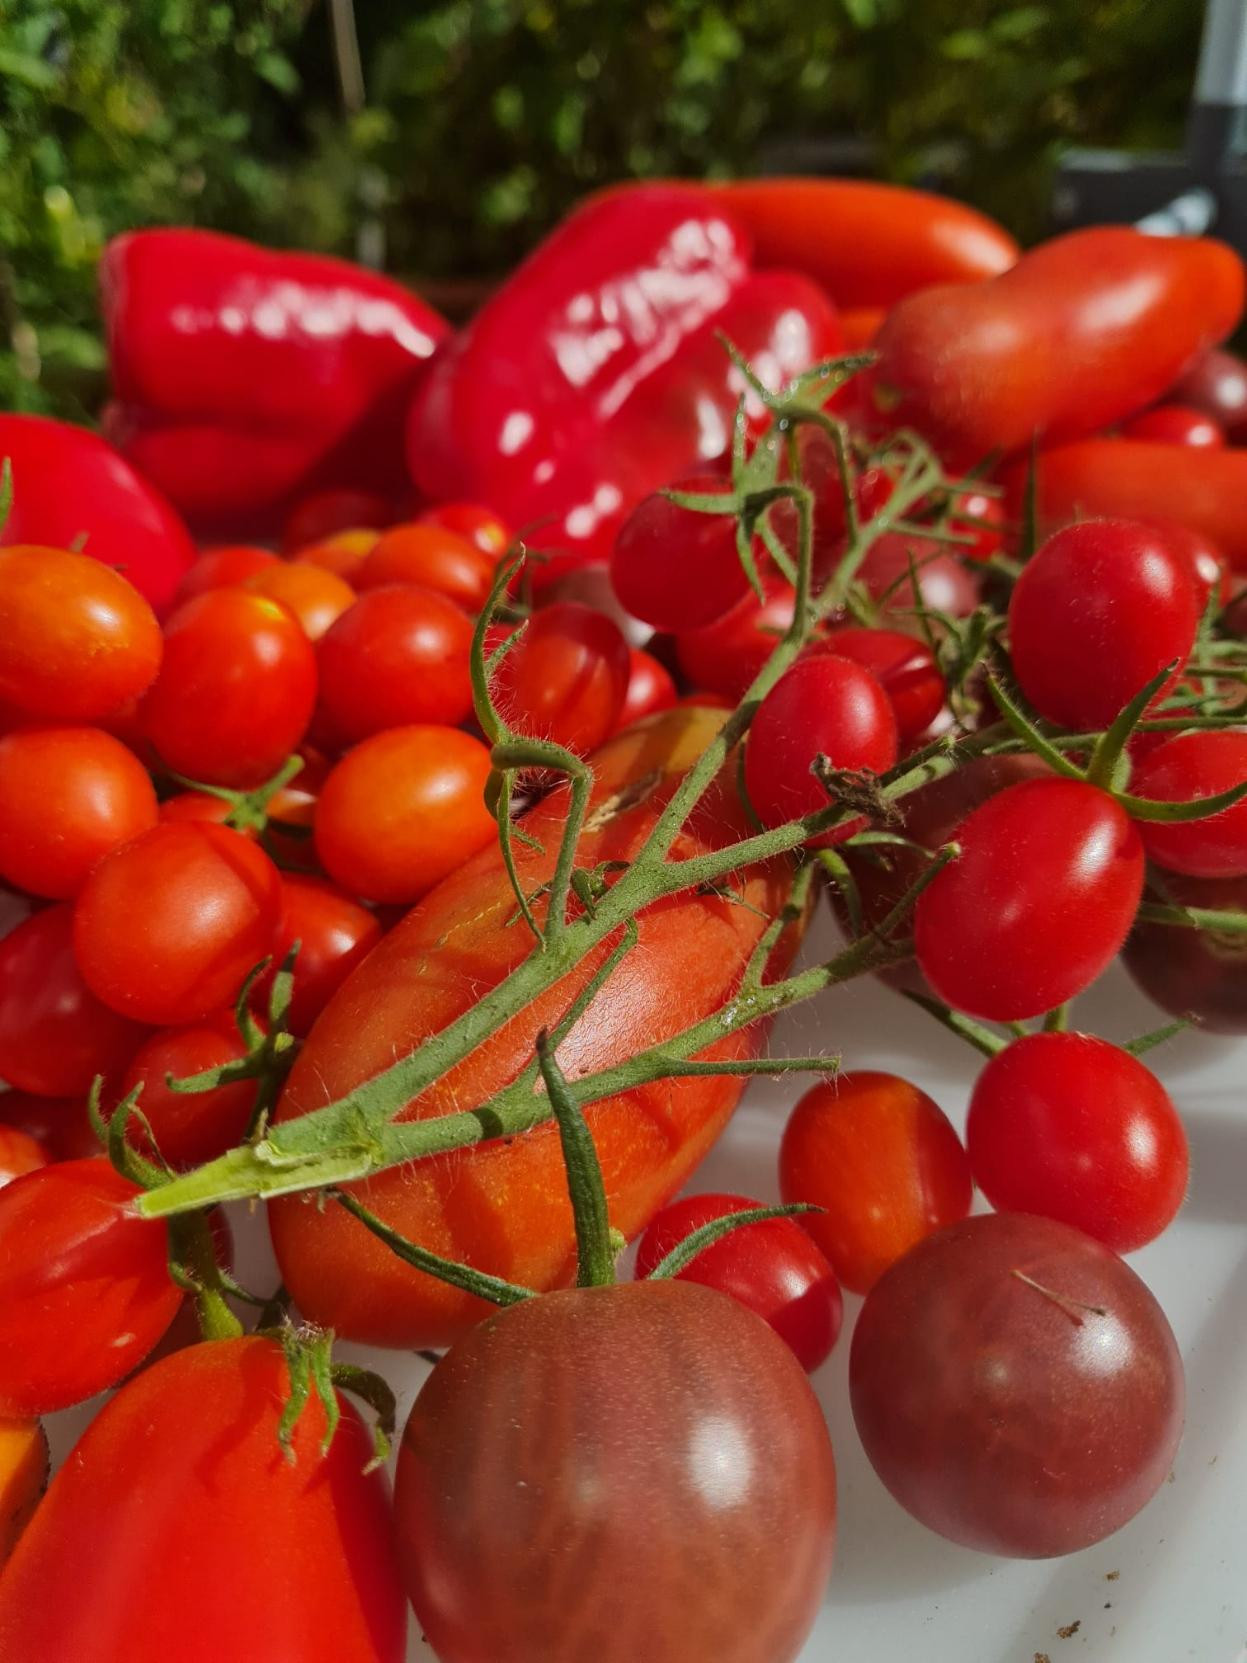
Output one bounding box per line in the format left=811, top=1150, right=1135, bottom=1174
left=0, top=546, right=162, bottom=722
left=744, top=654, right=898, bottom=842
left=282, top=486, right=391, bottom=552
left=241, top=560, right=356, bottom=641
left=0, top=1157, right=181, bottom=1415
left=295, top=527, right=381, bottom=582
left=251, top=874, right=384, bottom=1035
left=674, top=579, right=797, bottom=700
left=815, top=626, right=945, bottom=744
left=947, top=486, right=1006, bottom=562
left=1144, top=519, right=1230, bottom=610
left=139, top=589, right=317, bottom=788
left=0, top=1125, right=47, bottom=1188
left=610, top=475, right=748, bottom=632
left=419, top=501, right=511, bottom=558
left=174, top=544, right=279, bottom=604
left=316, top=585, right=474, bottom=745
left=859, top=531, right=981, bottom=620
left=617, top=647, right=678, bottom=729
left=779, top=1072, right=972, bottom=1294
left=0, top=904, right=148, bottom=1096
left=394, top=1282, right=836, bottom=1663
left=118, top=1016, right=259, bottom=1169
left=849, top=1212, right=1184, bottom=1556
left=1008, top=520, right=1200, bottom=729
left=0, top=727, right=158, bottom=899
left=914, top=778, right=1145, bottom=1020
left=633, top=1191, right=843, bottom=1371
left=1121, top=403, right=1225, bottom=448
left=0, top=1090, right=100, bottom=1162
left=966, top=1032, right=1187, bottom=1252
left=315, top=726, right=495, bottom=904
left=74, top=822, right=282, bottom=1025
left=355, top=523, right=498, bottom=611
left=1130, top=730, right=1247, bottom=877
left=492, top=601, right=630, bottom=755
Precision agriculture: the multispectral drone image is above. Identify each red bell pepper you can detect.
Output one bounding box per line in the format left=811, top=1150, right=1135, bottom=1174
left=406, top=185, right=843, bottom=577
left=0, top=414, right=195, bottom=612
left=100, top=230, right=449, bottom=533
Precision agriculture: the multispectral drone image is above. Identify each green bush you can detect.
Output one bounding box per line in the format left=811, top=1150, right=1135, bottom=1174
left=0, top=0, right=1203, bottom=420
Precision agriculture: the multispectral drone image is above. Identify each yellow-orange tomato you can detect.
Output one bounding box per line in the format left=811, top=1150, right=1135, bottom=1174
left=294, top=527, right=381, bottom=582
left=0, top=1420, right=48, bottom=1568
left=241, top=561, right=356, bottom=641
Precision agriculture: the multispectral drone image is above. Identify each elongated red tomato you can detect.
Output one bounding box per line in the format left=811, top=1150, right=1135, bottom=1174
left=270, top=709, right=799, bottom=1346
left=0, top=1336, right=407, bottom=1662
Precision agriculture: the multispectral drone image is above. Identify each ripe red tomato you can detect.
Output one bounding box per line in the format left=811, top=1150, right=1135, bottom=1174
left=814, top=626, right=945, bottom=744
left=74, top=822, right=282, bottom=1025
left=0, top=545, right=162, bottom=722
left=947, top=486, right=1006, bottom=562
left=744, top=654, right=898, bottom=841
left=241, top=560, right=356, bottom=641
left=295, top=527, right=381, bottom=581
left=419, top=500, right=511, bottom=558
left=1170, top=345, right=1247, bottom=441
left=251, top=874, right=384, bottom=1034
left=914, top=778, right=1145, bottom=1019
left=0, top=726, right=158, bottom=899
left=849, top=1213, right=1184, bottom=1556
left=118, top=1016, right=259, bottom=1169
left=174, top=544, right=279, bottom=604
left=0, top=1125, right=46, bottom=1188
left=315, top=726, right=495, bottom=904
left=779, top=1072, right=971, bottom=1293
left=0, top=1417, right=47, bottom=1567
left=1123, top=868, right=1247, bottom=1032
left=0, top=1157, right=181, bottom=1414
left=1144, top=519, right=1230, bottom=610
left=1120, top=403, right=1225, bottom=448
left=356, top=523, right=497, bottom=611
left=633, top=1191, right=842, bottom=1370
left=282, top=486, right=391, bottom=551
left=966, top=1033, right=1187, bottom=1251
left=859, top=531, right=981, bottom=620
left=674, top=579, right=797, bottom=700
left=394, top=1282, right=836, bottom=1663
left=0, top=1090, right=100, bottom=1162
left=610, top=475, right=748, bottom=631
left=0, top=904, right=148, bottom=1095
left=316, top=585, right=474, bottom=745
left=0, top=1336, right=408, bottom=1662
left=1008, top=520, right=1200, bottom=729
left=617, top=647, right=678, bottom=728
left=1130, top=731, right=1247, bottom=877
left=492, top=601, right=630, bottom=754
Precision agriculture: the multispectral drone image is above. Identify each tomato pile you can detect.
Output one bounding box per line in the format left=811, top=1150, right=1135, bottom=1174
left=3, top=177, right=1247, bottom=1661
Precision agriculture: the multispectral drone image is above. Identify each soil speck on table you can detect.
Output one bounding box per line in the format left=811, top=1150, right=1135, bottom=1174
left=1057, top=1620, right=1082, bottom=1640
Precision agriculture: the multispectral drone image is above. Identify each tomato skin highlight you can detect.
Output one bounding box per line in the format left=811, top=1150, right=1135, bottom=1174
left=1130, top=731, right=1247, bottom=878
left=0, top=1335, right=408, bottom=1663
left=241, top=560, right=356, bottom=641
left=395, top=1281, right=835, bottom=1663
left=1121, top=403, right=1225, bottom=448
left=617, top=647, right=677, bottom=728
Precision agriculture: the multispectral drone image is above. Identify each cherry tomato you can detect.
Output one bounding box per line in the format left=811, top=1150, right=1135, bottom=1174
left=947, top=486, right=1006, bottom=563
left=0, top=1419, right=47, bottom=1569
left=0, top=1090, right=100, bottom=1162
left=316, top=585, right=474, bottom=746
left=850, top=1212, right=1184, bottom=1556
left=966, top=1032, right=1187, bottom=1252
left=419, top=501, right=511, bottom=558
left=0, top=1157, right=181, bottom=1415
left=250, top=874, right=384, bottom=1035
left=1130, top=731, right=1247, bottom=877
left=118, top=1016, right=258, bottom=1169
left=779, top=1072, right=971, bottom=1294
left=1170, top=345, right=1247, bottom=442
left=282, top=486, right=391, bottom=551
left=914, top=778, right=1145, bottom=1020
left=74, top=822, right=282, bottom=1025
left=1123, top=868, right=1247, bottom=1032
left=139, top=589, right=317, bottom=788
left=633, top=1191, right=842, bottom=1370
left=0, top=1126, right=46, bottom=1188
left=859, top=531, right=981, bottom=621
left=674, top=579, right=797, bottom=700
left=315, top=726, right=495, bottom=904
left=1008, top=520, right=1199, bottom=729
left=492, top=601, right=630, bottom=754
left=174, top=544, right=279, bottom=604
left=0, top=904, right=148, bottom=1095
left=395, top=1282, right=836, bottom=1663
left=610, top=475, right=748, bottom=632
left=815, top=626, right=945, bottom=744
left=0, top=886, right=32, bottom=944
left=744, top=654, right=898, bottom=842
left=0, top=546, right=162, bottom=722
left=0, top=1336, right=407, bottom=1662
left=241, top=560, right=356, bottom=641
left=1121, top=403, right=1225, bottom=448
left=356, top=523, right=497, bottom=611
left=1144, top=518, right=1230, bottom=610
left=295, top=527, right=382, bottom=581
left=617, top=647, right=677, bottom=728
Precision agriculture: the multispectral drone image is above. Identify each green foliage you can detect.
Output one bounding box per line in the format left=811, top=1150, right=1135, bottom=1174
left=0, top=0, right=1203, bottom=420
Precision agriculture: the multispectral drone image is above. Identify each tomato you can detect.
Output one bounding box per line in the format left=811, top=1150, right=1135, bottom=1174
left=1129, top=731, right=1247, bottom=877
left=395, top=1281, right=835, bottom=1663
left=0, top=545, right=162, bottom=723
left=0, top=1126, right=46, bottom=1188
left=118, top=1017, right=259, bottom=1169
left=744, top=654, right=897, bottom=841
left=241, top=560, right=356, bottom=641
left=839, top=306, right=885, bottom=349
left=633, top=1191, right=842, bottom=1370
left=0, top=1090, right=100, bottom=1162
left=617, top=647, right=677, bottom=728
left=74, top=822, right=282, bottom=1026
left=315, top=585, right=473, bottom=746
left=947, top=486, right=1006, bottom=563
left=419, top=501, right=511, bottom=557
left=0, top=1157, right=181, bottom=1414
left=271, top=708, right=797, bottom=1346
left=859, top=531, right=981, bottom=621
left=1008, top=520, right=1199, bottom=730
left=0, top=1419, right=47, bottom=1568
left=251, top=874, right=384, bottom=1034
left=778, top=1072, right=971, bottom=1294
left=283, top=487, right=392, bottom=551
left=1120, top=403, right=1225, bottom=448
left=1144, top=518, right=1230, bottom=610
left=314, top=726, right=494, bottom=905
left=610, top=475, right=748, bottom=632
left=914, top=778, right=1144, bottom=1020
left=966, top=1033, right=1187, bottom=1252
left=1123, top=869, right=1247, bottom=1032
left=174, top=544, right=279, bottom=603
left=815, top=626, right=945, bottom=744
left=0, top=885, right=33, bottom=944
left=0, top=1336, right=407, bottom=1662
left=295, top=527, right=382, bottom=581
left=675, top=579, right=797, bottom=699
left=0, top=905, right=148, bottom=1095
left=849, top=1212, right=1184, bottom=1556
left=356, top=523, right=497, bottom=611
left=1170, top=345, right=1247, bottom=440
left=492, top=601, right=630, bottom=754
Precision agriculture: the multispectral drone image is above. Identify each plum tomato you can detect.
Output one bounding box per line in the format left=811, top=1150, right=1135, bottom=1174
left=174, top=544, right=279, bottom=603
left=250, top=873, right=384, bottom=1035
left=118, top=1016, right=259, bottom=1169
left=73, top=821, right=282, bottom=1026
left=419, top=501, right=512, bottom=558
left=394, top=1281, right=836, bottom=1663
left=633, top=1191, right=843, bottom=1370
left=282, top=486, right=391, bottom=551
left=674, top=578, right=797, bottom=700
left=609, top=475, right=748, bottom=632
left=914, top=778, right=1145, bottom=1020
left=1130, top=730, right=1247, bottom=878
left=0, top=726, right=158, bottom=899
left=0, top=545, right=162, bottom=723
left=779, top=1072, right=972, bottom=1293
left=814, top=626, right=945, bottom=744
left=966, top=1033, right=1187, bottom=1252
left=1008, top=519, right=1200, bottom=730
left=1124, top=868, right=1247, bottom=1032
left=0, top=1157, right=181, bottom=1415
left=849, top=1212, right=1184, bottom=1556
left=241, top=560, right=356, bottom=641
left=314, top=725, right=495, bottom=904
left=0, top=1125, right=47, bottom=1188
left=859, top=531, right=981, bottom=621
left=744, top=654, right=898, bottom=842
left=616, top=647, right=678, bottom=729
left=492, top=601, right=630, bottom=755
left=1120, top=403, right=1225, bottom=448
left=138, top=588, right=317, bottom=788
left=315, top=585, right=474, bottom=745
left=355, top=523, right=498, bottom=611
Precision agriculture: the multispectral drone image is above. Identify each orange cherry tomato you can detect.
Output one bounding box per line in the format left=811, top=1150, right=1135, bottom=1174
left=355, top=523, right=497, bottom=611
left=241, top=560, right=356, bottom=641
left=418, top=501, right=511, bottom=558
left=293, top=527, right=381, bottom=581
left=175, top=545, right=279, bottom=604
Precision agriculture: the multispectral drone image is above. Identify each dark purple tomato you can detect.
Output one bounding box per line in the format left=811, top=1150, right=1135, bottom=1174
left=1123, top=869, right=1247, bottom=1033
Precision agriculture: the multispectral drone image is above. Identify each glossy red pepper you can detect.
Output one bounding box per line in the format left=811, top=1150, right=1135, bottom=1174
left=872, top=228, right=1244, bottom=463
left=101, top=230, right=449, bottom=533
left=0, top=414, right=194, bottom=612
left=406, top=186, right=841, bottom=579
